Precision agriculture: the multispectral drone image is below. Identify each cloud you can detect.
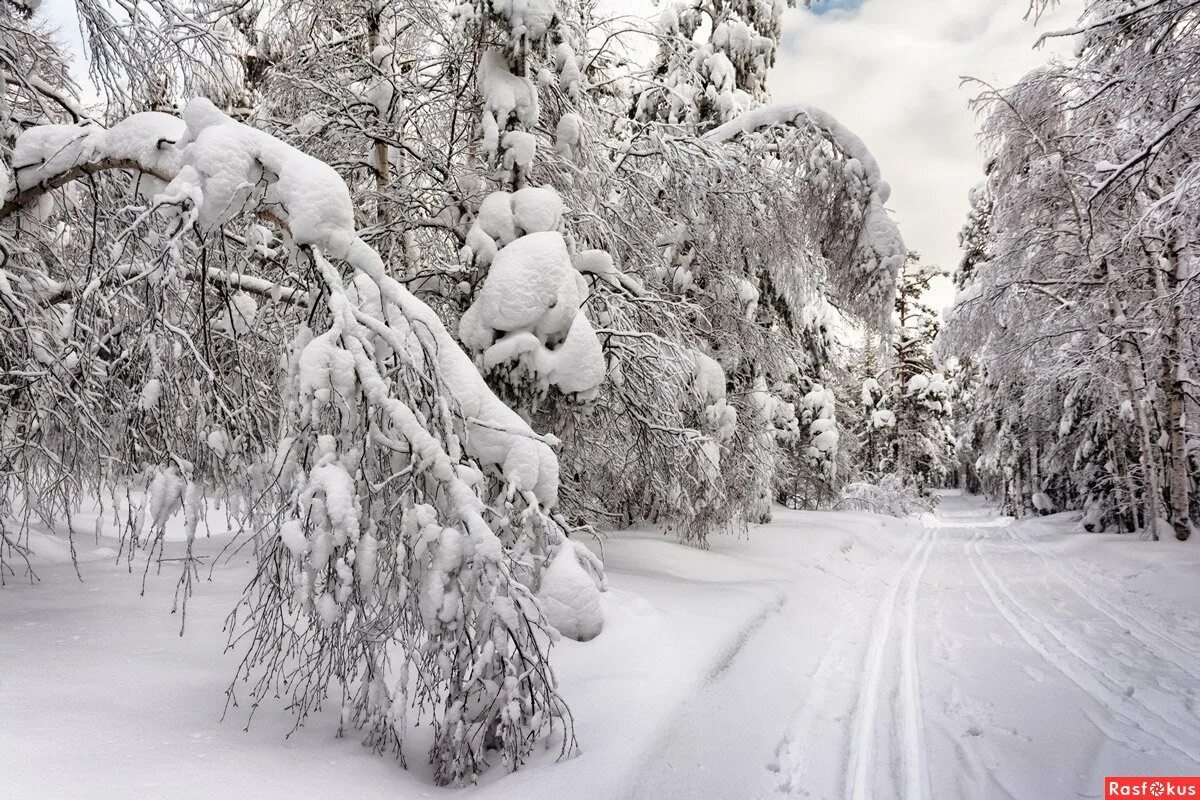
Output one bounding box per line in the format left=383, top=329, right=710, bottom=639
left=770, top=0, right=1083, bottom=309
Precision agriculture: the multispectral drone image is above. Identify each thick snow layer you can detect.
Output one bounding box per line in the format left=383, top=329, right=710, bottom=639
left=462, top=231, right=580, bottom=341
left=690, top=349, right=726, bottom=404
left=12, top=112, right=185, bottom=190
left=139, top=378, right=162, bottom=410
left=510, top=187, right=562, bottom=235
left=554, top=112, right=583, bottom=159
left=861, top=376, right=881, bottom=407
left=480, top=50, right=540, bottom=159
left=491, top=0, right=557, bottom=42
left=461, top=198, right=606, bottom=398
left=704, top=102, right=905, bottom=306
left=554, top=44, right=582, bottom=99
left=465, top=187, right=563, bottom=268
left=501, top=130, right=537, bottom=170
left=856, top=194, right=906, bottom=299
left=534, top=312, right=606, bottom=395
left=871, top=408, right=897, bottom=428
left=6, top=494, right=1200, bottom=798
left=12, top=98, right=562, bottom=510
left=705, top=102, right=890, bottom=203
left=689, top=349, right=736, bottom=445
left=537, top=542, right=604, bottom=641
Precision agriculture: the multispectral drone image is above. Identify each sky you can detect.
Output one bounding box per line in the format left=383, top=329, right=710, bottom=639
left=772, top=0, right=1083, bottom=309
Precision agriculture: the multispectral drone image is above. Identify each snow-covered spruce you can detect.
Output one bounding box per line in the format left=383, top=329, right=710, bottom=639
left=800, top=382, right=838, bottom=479
left=3, top=99, right=605, bottom=784
left=636, top=0, right=787, bottom=127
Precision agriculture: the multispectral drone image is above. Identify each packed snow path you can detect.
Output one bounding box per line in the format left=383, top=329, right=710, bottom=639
left=635, top=492, right=1200, bottom=799
left=4, top=494, right=1200, bottom=799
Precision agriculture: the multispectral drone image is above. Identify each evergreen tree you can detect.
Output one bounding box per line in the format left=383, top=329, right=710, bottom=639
left=888, top=254, right=953, bottom=493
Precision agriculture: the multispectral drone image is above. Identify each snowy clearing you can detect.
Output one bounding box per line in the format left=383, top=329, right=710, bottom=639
left=5, top=492, right=1198, bottom=799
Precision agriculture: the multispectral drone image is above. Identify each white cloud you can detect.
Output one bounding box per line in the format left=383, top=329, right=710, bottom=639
left=770, top=0, right=1083, bottom=310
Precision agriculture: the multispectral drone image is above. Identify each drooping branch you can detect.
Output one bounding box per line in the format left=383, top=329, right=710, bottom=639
left=1035, top=0, right=1196, bottom=44
left=3, top=97, right=582, bottom=784
left=1, top=158, right=170, bottom=221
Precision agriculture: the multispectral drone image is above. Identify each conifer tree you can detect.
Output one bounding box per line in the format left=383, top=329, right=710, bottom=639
left=889, top=254, right=953, bottom=493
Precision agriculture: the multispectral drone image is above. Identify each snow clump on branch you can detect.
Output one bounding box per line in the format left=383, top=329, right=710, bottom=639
left=8, top=97, right=587, bottom=785
left=460, top=187, right=606, bottom=400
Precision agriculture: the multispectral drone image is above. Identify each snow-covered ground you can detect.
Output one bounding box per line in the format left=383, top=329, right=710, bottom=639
left=4, top=492, right=1199, bottom=799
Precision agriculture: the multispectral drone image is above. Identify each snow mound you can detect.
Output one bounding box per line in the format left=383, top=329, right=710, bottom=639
left=537, top=542, right=604, bottom=641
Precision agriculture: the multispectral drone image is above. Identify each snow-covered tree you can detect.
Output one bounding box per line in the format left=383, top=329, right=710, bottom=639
left=858, top=371, right=893, bottom=476
left=634, top=0, right=809, bottom=128
left=889, top=254, right=952, bottom=490
left=841, top=255, right=951, bottom=502
left=941, top=0, right=1200, bottom=539
left=940, top=355, right=979, bottom=490
left=956, top=176, right=992, bottom=289
left=0, top=97, right=602, bottom=784
left=1, top=0, right=908, bottom=782
left=615, top=105, right=903, bottom=530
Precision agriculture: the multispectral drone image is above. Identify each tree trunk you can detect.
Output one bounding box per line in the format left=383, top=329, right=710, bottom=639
left=1157, top=246, right=1192, bottom=541
left=368, top=17, right=392, bottom=224
left=1029, top=429, right=1041, bottom=500
left=1111, top=436, right=1139, bottom=532
left=1102, top=256, right=1162, bottom=540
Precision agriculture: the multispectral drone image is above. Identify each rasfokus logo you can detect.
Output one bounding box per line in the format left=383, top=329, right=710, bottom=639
left=1106, top=777, right=1200, bottom=798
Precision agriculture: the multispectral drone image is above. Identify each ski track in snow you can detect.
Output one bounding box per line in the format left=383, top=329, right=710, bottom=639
left=844, top=522, right=936, bottom=800
left=762, top=493, right=1200, bottom=800
left=1003, top=523, right=1200, bottom=672
left=965, top=530, right=1200, bottom=765
left=8, top=496, right=1200, bottom=800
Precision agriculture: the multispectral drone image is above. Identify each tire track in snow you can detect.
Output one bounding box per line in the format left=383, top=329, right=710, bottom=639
left=845, top=522, right=936, bottom=800
left=965, top=530, right=1200, bottom=765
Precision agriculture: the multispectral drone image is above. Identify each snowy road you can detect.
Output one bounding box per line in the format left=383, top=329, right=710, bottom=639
left=634, top=492, right=1200, bottom=799
left=4, top=495, right=1200, bottom=799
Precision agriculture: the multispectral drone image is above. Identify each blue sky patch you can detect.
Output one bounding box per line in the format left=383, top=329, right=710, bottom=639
left=807, top=0, right=866, bottom=15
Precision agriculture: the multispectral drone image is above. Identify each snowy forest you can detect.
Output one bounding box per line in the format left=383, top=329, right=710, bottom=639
left=2, top=0, right=1199, bottom=798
